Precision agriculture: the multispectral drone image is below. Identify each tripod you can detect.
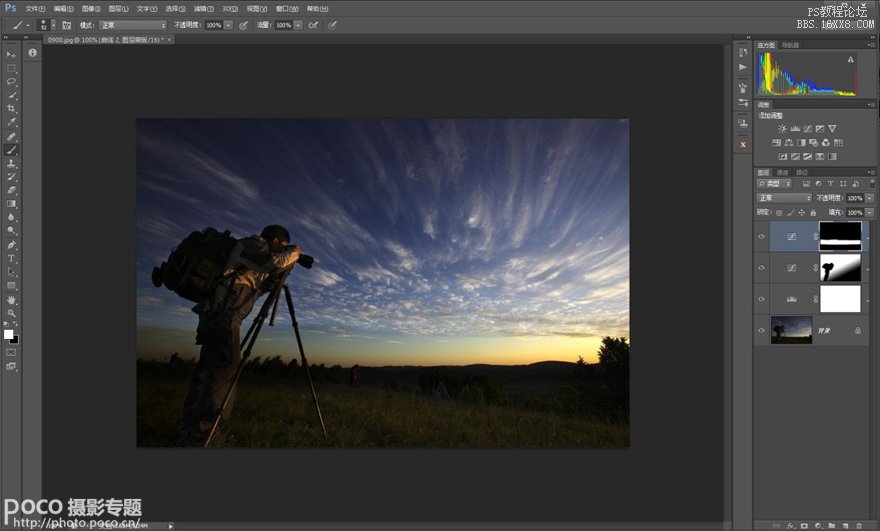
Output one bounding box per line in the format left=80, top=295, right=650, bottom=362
left=203, top=266, right=328, bottom=447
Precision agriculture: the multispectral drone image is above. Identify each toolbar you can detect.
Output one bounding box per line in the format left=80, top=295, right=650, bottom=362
left=1, top=1, right=878, bottom=37
left=1, top=39, right=22, bottom=375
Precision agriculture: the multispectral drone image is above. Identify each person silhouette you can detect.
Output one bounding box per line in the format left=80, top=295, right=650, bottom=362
left=180, top=224, right=301, bottom=445
left=350, top=364, right=359, bottom=388
left=822, top=262, right=834, bottom=282
left=772, top=325, right=785, bottom=340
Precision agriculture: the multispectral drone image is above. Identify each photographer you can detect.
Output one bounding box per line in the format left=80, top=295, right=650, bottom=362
left=179, top=224, right=300, bottom=445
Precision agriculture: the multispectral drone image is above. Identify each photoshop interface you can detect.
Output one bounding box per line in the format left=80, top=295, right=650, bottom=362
left=0, top=1, right=877, bottom=531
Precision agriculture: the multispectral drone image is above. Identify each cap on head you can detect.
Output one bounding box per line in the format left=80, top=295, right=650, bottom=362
left=260, top=224, right=291, bottom=243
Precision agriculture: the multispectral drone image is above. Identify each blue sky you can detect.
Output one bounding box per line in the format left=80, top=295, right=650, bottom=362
left=136, top=119, right=629, bottom=366
left=770, top=316, right=812, bottom=338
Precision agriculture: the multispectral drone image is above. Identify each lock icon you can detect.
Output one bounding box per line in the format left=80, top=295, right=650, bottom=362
left=854, top=327, right=862, bottom=335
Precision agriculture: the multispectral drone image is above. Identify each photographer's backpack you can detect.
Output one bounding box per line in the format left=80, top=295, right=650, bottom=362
left=152, top=227, right=238, bottom=303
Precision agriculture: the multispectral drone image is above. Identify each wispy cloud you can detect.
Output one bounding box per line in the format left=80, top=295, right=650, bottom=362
left=307, top=268, right=344, bottom=287
left=384, top=240, right=421, bottom=272
left=138, top=128, right=259, bottom=201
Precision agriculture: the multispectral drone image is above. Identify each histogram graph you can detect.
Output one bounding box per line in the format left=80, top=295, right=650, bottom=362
left=757, top=51, right=857, bottom=97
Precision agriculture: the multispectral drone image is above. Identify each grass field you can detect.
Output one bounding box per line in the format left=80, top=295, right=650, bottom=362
left=137, top=363, right=629, bottom=448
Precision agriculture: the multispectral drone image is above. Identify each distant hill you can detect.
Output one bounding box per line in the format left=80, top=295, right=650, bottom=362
left=357, top=361, right=581, bottom=394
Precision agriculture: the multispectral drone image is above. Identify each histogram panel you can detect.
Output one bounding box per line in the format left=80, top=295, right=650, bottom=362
left=757, top=51, right=858, bottom=97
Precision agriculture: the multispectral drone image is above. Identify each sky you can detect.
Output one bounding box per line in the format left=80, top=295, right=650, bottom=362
left=770, top=316, right=812, bottom=338
left=136, top=119, right=629, bottom=366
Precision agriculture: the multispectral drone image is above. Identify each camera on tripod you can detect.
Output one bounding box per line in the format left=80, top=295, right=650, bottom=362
left=295, top=251, right=315, bottom=269
left=205, top=257, right=327, bottom=447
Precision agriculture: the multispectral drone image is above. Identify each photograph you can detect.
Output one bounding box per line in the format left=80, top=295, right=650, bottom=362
left=137, top=118, right=630, bottom=448
left=770, top=316, right=813, bottom=345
